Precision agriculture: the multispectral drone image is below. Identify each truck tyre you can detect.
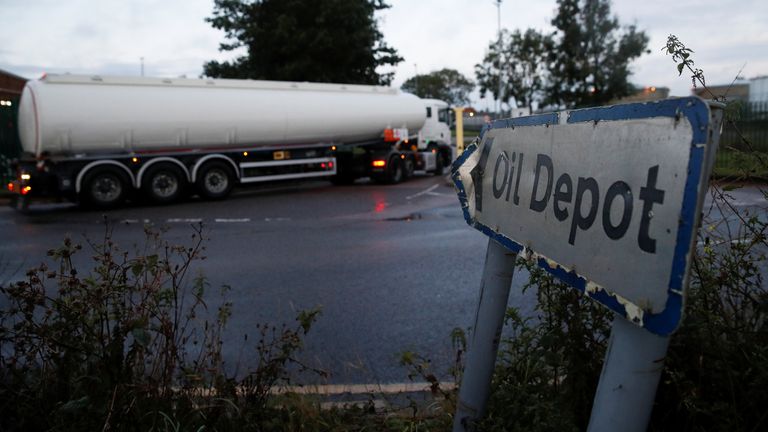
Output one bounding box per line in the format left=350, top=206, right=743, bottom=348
left=143, top=163, right=186, bottom=204
left=432, top=152, right=445, bottom=176
left=385, top=156, right=404, bottom=184
left=81, top=167, right=128, bottom=208
left=196, top=161, right=235, bottom=200
left=403, top=157, right=415, bottom=179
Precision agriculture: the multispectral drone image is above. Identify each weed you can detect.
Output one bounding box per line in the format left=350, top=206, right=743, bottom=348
left=0, top=223, right=321, bottom=431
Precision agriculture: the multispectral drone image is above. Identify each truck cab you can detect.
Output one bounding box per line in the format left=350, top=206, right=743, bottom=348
left=417, top=99, right=452, bottom=151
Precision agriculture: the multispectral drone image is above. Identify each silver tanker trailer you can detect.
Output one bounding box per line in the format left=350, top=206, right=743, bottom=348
left=8, top=74, right=453, bottom=208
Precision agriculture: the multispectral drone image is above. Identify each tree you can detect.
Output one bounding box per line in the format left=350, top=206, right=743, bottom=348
left=400, top=68, right=475, bottom=105
left=475, top=29, right=552, bottom=109
left=546, top=0, right=649, bottom=108
left=203, top=0, right=403, bottom=85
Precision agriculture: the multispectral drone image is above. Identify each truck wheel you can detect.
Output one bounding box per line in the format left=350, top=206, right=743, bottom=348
left=143, top=164, right=186, bottom=204
left=82, top=167, right=128, bottom=208
left=386, top=156, right=404, bottom=184
left=403, top=157, right=415, bottom=179
left=196, top=161, right=235, bottom=199
left=432, top=152, right=445, bottom=176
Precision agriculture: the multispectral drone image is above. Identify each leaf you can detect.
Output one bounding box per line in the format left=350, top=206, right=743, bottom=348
left=296, top=308, right=321, bottom=334
left=131, top=261, right=144, bottom=277
left=677, top=63, right=685, bottom=75
left=58, top=396, right=90, bottom=413
left=132, top=327, right=151, bottom=347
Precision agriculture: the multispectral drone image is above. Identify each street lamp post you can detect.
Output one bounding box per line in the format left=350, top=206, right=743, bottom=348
left=496, top=0, right=503, bottom=118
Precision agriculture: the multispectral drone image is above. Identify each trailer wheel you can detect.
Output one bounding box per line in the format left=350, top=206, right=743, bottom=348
left=143, top=164, right=186, bottom=204
left=196, top=161, right=235, bottom=199
left=82, top=167, right=128, bottom=208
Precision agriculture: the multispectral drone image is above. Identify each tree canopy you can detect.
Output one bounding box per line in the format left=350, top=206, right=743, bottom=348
left=400, top=69, right=475, bottom=105
left=475, top=0, right=648, bottom=110
left=475, top=29, right=552, bottom=110
left=203, top=0, right=403, bottom=85
left=546, top=0, right=649, bottom=108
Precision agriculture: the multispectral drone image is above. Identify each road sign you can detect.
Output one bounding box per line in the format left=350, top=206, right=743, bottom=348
left=451, top=97, right=722, bottom=336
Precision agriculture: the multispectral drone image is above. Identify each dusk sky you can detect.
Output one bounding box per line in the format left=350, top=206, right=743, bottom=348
left=1, top=0, right=766, bottom=109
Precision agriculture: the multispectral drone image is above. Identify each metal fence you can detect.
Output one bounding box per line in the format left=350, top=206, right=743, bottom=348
left=715, top=101, right=768, bottom=175
left=0, top=96, right=21, bottom=185
left=459, top=102, right=768, bottom=176
left=720, top=101, right=768, bottom=149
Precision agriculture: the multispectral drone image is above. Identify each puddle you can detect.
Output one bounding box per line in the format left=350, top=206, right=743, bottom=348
left=384, top=213, right=423, bottom=221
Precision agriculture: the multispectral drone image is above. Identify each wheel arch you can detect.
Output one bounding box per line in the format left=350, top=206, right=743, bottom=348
left=75, top=160, right=136, bottom=194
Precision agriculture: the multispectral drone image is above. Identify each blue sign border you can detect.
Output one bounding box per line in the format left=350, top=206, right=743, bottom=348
left=451, top=97, right=711, bottom=336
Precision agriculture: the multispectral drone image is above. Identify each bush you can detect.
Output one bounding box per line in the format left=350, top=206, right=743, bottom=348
left=479, top=201, right=767, bottom=431
left=651, top=189, right=768, bottom=431
left=0, top=223, right=321, bottom=431
left=479, top=260, right=611, bottom=432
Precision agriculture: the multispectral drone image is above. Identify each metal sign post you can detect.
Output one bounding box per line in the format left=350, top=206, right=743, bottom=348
left=452, top=239, right=517, bottom=431
left=450, top=97, right=723, bottom=430
left=587, top=316, right=671, bottom=431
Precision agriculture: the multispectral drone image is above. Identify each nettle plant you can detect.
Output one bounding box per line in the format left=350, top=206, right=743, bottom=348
left=0, top=223, right=320, bottom=431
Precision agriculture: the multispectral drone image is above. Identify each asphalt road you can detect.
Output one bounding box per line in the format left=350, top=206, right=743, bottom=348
left=0, top=175, right=536, bottom=385
left=2, top=178, right=764, bottom=386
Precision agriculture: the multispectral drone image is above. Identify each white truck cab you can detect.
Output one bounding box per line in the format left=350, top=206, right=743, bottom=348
left=417, top=99, right=452, bottom=151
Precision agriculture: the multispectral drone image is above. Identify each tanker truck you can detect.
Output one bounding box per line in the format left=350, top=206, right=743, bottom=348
left=7, top=74, right=453, bottom=208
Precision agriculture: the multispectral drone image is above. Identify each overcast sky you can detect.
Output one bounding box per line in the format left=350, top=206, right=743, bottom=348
left=1, top=0, right=766, bottom=109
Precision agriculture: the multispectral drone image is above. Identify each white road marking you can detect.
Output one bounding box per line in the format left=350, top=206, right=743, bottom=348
left=697, top=237, right=754, bottom=247
left=166, top=218, right=202, bottom=223
left=264, top=217, right=290, bottom=222
left=406, top=184, right=440, bottom=200
left=271, top=381, right=455, bottom=395
left=184, top=381, right=455, bottom=400
left=215, top=218, right=251, bottom=223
